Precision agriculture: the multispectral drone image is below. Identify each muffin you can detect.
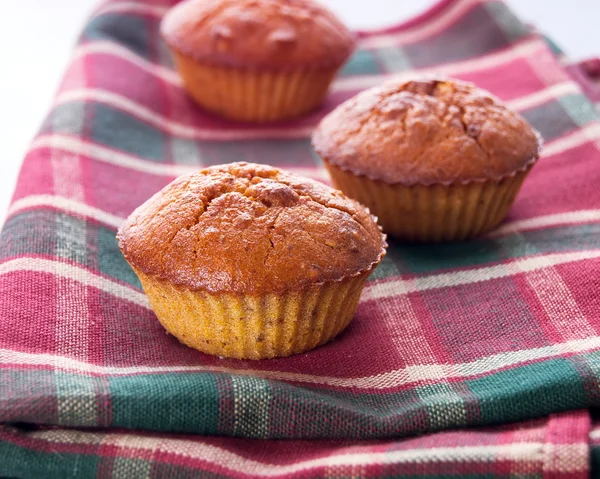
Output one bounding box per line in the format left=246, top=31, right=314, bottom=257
left=117, top=163, right=386, bottom=359
left=160, top=0, right=355, bottom=122
left=312, top=78, right=542, bottom=242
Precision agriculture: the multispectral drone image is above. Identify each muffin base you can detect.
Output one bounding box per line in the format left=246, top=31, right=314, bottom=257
left=135, top=269, right=370, bottom=359
left=325, top=162, right=534, bottom=242
left=172, top=50, right=339, bottom=123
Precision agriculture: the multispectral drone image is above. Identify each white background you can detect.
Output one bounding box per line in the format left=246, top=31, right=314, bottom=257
left=0, top=0, right=599, bottom=224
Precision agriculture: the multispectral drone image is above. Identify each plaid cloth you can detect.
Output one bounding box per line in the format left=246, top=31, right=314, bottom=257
left=2, top=0, right=600, bottom=476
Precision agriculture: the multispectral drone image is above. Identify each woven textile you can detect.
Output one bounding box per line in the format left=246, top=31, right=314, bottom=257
left=2, top=0, right=600, bottom=476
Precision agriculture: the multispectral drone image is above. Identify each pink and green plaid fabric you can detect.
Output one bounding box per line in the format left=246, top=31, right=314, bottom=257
left=2, top=0, right=600, bottom=476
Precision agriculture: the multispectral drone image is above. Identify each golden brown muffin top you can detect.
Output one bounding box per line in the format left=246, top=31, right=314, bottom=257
left=117, top=163, right=385, bottom=294
left=312, top=78, right=541, bottom=185
left=160, top=0, right=355, bottom=70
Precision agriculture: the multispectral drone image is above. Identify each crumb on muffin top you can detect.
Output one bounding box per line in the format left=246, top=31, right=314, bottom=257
left=117, top=162, right=385, bottom=294
left=312, top=78, right=541, bottom=185
left=160, top=0, right=355, bottom=70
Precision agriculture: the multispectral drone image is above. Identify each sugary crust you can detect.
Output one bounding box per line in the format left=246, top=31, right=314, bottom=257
left=312, top=78, right=542, bottom=185
left=117, top=163, right=386, bottom=294
left=161, top=0, right=355, bottom=70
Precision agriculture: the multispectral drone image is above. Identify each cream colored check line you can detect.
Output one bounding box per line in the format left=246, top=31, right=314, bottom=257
left=94, top=0, right=490, bottom=49
left=8, top=195, right=123, bottom=229
left=68, top=36, right=553, bottom=106
left=362, top=250, right=600, bottom=301
left=0, top=257, right=148, bottom=309
left=8, top=195, right=124, bottom=229
left=51, top=80, right=581, bottom=143
left=71, top=41, right=181, bottom=86
left=506, top=82, right=580, bottom=111
left=53, top=89, right=315, bottom=141
left=6, top=425, right=582, bottom=476
left=335, top=36, right=547, bottom=93
left=27, top=135, right=331, bottom=181
left=3, top=328, right=600, bottom=388
left=8, top=194, right=600, bottom=239
left=359, top=0, right=489, bottom=48
left=489, top=209, right=600, bottom=237
left=2, top=332, right=600, bottom=389
left=3, top=250, right=600, bottom=388
left=543, top=123, right=600, bottom=157
left=11, top=427, right=591, bottom=475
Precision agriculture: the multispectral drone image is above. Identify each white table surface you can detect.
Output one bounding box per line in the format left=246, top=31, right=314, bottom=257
left=1, top=0, right=598, bottom=226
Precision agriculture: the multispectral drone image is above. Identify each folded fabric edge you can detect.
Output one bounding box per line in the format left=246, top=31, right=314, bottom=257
left=0, top=410, right=591, bottom=478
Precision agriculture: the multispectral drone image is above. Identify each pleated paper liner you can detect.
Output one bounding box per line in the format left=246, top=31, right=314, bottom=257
left=324, top=160, right=536, bottom=242
left=172, top=50, right=339, bottom=122
left=135, top=268, right=375, bottom=360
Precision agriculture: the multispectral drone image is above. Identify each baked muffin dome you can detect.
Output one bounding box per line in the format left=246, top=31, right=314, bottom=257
left=118, top=162, right=386, bottom=359
left=313, top=78, right=541, bottom=241
left=313, top=78, right=540, bottom=185
left=118, top=163, right=383, bottom=292
left=161, top=0, right=355, bottom=70
left=160, top=0, right=355, bottom=122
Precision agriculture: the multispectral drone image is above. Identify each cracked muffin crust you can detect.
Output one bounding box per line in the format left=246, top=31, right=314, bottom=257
left=313, top=78, right=540, bottom=185
left=313, top=78, right=542, bottom=242
left=160, top=0, right=355, bottom=122
left=118, top=162, right=386, bottom=359
left=118, top=162, right=384, bottom=293
left=161, top=0, right=355, bottom=70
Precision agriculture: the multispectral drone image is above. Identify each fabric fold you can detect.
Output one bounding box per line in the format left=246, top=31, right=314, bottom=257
left=0, top=410, right=592, bottom=478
